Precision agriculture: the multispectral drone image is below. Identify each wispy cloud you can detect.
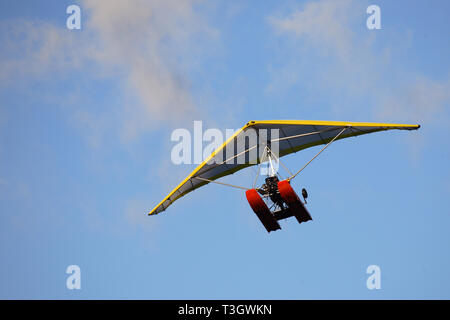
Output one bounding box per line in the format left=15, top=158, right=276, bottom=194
left=268, top=0, right=357, bottom=62
left=82, top=0, right=218, bottom=139
left=0, top=0, right=217, bottom=141
left=0, top=20, right=83, bottom=83
left=377, top=77, right=450, bottom=125
left=266, top=0, right=449, bottom=126
left=0, top=1, right=221, bottom=238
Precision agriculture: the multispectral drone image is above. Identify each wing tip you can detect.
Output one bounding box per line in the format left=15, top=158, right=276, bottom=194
left=148, top=209, right=159, bottom=216
left=149, top=209, right=161, bottom=216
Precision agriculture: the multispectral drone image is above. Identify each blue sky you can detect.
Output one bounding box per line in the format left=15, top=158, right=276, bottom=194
left=0, top=0, right=449, bottom=299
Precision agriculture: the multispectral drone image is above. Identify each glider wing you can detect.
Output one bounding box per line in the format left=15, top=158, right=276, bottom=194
left=149, top=120, right=419, bottom=215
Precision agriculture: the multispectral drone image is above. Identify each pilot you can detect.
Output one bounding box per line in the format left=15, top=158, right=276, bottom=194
left=258, top=176, right=285, bottom=210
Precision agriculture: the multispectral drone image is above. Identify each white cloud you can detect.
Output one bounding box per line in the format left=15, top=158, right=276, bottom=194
left=266, top=0, right=449, bottom=128
left=377, top=77, right=450, bottom=125
left=82, top=0, right=218, bottom=139
left=268, top=0, right=356, bottom=62
left=124, top=198, right=157, bottom=232
left=0, top=20, right=83, bottom=83
left=266, top=0, right=381, bottom=107
left=0, top=0, right=217, bottom=141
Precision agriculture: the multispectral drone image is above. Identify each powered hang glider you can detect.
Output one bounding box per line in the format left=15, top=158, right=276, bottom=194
left=149, top=120, right=420, bottom=232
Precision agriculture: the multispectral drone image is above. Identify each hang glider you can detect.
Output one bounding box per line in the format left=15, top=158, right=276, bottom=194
left=148, top=120, right=420, bottom=226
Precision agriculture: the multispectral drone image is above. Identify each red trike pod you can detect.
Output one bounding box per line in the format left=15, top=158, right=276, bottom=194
left=278, top=180, right=312, bottom=224
left=245, top=189, right=281, bottom=233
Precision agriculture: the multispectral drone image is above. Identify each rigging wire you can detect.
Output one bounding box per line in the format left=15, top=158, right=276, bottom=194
left=193, top=176, right=250, bottom=191
left=288, top=127, right=349, bottom=181
left=265, top=145, right=293, bottom=177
